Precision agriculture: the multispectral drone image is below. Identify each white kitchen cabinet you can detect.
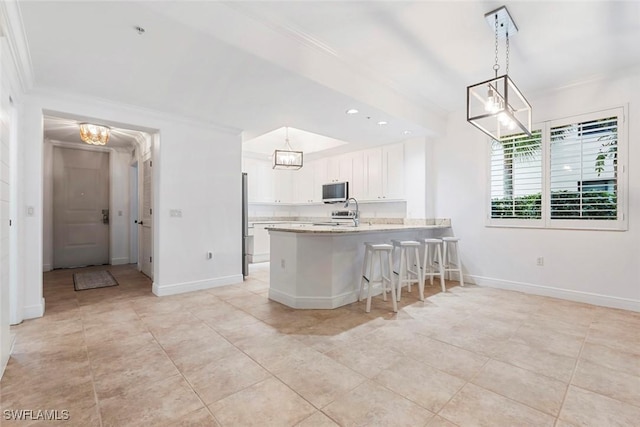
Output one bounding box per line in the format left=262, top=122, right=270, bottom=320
left=243, top=141, right=404, bottom=205
left=362, top=144, right=404, bottom=201
left=272, top=169, right=293, bottom=203
left=325, top=154, right=352, bottom=184
left=313, top=158, right=328, bottom=202
left=249, top=223, right=273, bottom=263
left=350, top=151, right=365, bottom=199
left=382, top=143, right=405, bottom=200
left=244, top=158, right=273, bottom=203
left=364, top=148, right=383, bottom=200
left=294, top=161, right=315, bottom=203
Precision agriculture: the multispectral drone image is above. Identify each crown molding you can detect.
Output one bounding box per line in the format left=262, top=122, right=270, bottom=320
left=0, top=0, right=34, bottom=92
left=31, top=86, right=243, bottom=136
left=224, top=2, right=447, bottom=119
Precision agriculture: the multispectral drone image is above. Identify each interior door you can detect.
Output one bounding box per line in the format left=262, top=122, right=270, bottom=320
left=53, top=147, right=109, bottom=268
left=140, top=158, right=153, bottom=279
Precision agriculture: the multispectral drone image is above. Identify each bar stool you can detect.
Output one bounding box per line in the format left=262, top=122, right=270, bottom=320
left=422, top=238, right=446, bottom=292
left=391, top=240, right=423, bottom=301
left=359, top=243, right=397, bottom=313
left=442, top=237, right=464, bottom=286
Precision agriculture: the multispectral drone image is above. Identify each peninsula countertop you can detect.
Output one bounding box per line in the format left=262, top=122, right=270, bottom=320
left=266, top=222, right=450, bottom=234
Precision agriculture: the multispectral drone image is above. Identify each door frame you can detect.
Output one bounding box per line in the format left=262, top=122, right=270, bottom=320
left=129, top=160, right=139, bottom=265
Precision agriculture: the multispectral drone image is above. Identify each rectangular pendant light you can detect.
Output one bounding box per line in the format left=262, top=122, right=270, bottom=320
left=273, top=149, right=303, bottom=170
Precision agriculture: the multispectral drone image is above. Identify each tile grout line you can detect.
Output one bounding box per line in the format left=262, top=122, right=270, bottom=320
left=208, top=314, right=366, bottom=422
left=79, top=309, right=104, bottom=427
left=553, top=315, right=593, bottom=427
left=132, top=305, right=225, bottom=426
left=430, top=312, right=571, bottom=423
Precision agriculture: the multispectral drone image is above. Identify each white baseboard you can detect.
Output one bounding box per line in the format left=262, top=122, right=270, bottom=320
left=110, top=257, right=130, bottom=266
left=152, top=274, right=244, bottom=297
left=268, top=286, right=390, bottom=309
left=468, top=274, right=640, bottom=312
left=42, top=263, right=52, bottom=272
left=23, top=298, right=45, bottom=320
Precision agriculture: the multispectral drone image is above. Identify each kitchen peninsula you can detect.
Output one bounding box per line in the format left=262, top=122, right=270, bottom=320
left=266, top=220, right=451, bottom=309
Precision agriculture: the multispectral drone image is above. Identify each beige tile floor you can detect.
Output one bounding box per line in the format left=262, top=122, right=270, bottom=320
left=1, top=263, right=639, bottom=426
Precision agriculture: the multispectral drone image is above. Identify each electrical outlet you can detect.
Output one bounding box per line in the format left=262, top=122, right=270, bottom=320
left=536, top=257, right=544, bottom=266
left=170, top=209, right=183, bottom=218
left=281, top=259, right=285, bottom=269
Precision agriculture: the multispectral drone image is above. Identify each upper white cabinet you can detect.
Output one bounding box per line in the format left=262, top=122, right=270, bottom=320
left=294, top=162, right=315, bottom=203
left=350, top=151, right=365, bottom=200
left=362, top=143, right=404, bottom=201
left=272, top=169, right=293, bottom=203
left=243, top=141, right=405, bottom=204
left=244, top=158, right=273, bottom=203
left=382, top=143, right=405, bottom=200
left=364, top=148, right=383, bottom=200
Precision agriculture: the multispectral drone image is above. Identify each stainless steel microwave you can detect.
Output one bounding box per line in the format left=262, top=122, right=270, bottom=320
left=322, top=181, right=349, bottom=203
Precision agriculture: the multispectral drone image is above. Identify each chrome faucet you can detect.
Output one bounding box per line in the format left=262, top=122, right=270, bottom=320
left=344, top=197, right=360, bottom=227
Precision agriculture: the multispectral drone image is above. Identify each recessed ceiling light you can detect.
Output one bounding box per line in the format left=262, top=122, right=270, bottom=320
left=403, top=130, right=412, bottom=135
left=377, top=121, right=388, bottom=126
left=345, top=109, right=359, bottom=115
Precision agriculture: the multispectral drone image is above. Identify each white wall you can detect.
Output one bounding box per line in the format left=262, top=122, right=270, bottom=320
left=16, top=90, right=243, bottom=319
left=109, top=148, right=133, bottom=265
left=0, top=35, right=18, bottom=376
left=433, top=72, right=640, bottom=311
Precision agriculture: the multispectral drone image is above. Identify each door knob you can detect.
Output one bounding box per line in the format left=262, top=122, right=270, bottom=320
left=138, top=221, right=144, bottom=225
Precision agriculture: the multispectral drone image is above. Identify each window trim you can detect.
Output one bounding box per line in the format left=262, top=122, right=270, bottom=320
left=486, top=106, right=627, bottom=231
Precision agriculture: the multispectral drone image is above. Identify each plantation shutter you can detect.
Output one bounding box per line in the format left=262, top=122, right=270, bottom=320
left=550, top=114, right=619, bottom=220
left=490, top=130, right=543, bottom=219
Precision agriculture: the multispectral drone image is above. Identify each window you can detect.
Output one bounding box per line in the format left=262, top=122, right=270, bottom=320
left=490, top=130, right=543, bottom=221
left=488, top=107, right=626, bottom=230
left=549, top=114, right=619, bottom=221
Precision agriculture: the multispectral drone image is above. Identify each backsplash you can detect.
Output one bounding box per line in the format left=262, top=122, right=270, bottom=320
left=248, top=201, right=407, bottom=220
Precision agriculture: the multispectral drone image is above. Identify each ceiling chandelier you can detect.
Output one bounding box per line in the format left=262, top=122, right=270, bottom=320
left=273, top=127, right=303, bottom=170
left=467, top=6, right=532, bottom=140
left=79, top=123, right=110, bottom=145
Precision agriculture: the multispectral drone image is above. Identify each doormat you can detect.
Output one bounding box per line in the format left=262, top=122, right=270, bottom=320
left=73, top=270, right=119, bottom=291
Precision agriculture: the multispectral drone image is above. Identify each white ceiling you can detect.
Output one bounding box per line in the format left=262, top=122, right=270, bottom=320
left=17, top=1, right=640, bottom=156
left=243, top=126, right=348, bottom=157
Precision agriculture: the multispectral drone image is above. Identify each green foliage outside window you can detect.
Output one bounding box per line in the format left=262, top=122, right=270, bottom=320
left=491, top=191, right=616, bottom=220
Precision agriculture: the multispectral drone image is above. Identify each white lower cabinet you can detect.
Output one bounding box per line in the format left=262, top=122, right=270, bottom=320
left=248, top=223, right=273, bottom=263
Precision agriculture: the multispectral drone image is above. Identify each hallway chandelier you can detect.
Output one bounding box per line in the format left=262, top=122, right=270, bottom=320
left=467, top=6, right=532, bottom=140
left=79, top=123, right=110, bottom=145
left=273, top=127, right=303, bottom=170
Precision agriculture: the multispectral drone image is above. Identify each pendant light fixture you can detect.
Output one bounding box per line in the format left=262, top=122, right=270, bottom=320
left=79, top=123, right=110, bottom=145
left=273, top=127, right=303, bottom=170
left=467, top=6, right=532, bottom=140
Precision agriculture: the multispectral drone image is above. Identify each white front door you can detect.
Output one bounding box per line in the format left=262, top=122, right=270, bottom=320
left=53, top=147, right=109, bottom=268
left=140, top=158, right=153, bottom=279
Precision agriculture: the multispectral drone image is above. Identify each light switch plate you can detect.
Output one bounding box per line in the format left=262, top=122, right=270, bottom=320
left=169, top=209, right=182, bottom=218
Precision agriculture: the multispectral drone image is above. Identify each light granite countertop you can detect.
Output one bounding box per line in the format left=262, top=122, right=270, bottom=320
left=266, top=223, right=450, bottom=234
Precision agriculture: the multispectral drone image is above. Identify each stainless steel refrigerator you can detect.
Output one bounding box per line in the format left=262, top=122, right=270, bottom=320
left=242, top=172, right=249, bottom=277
